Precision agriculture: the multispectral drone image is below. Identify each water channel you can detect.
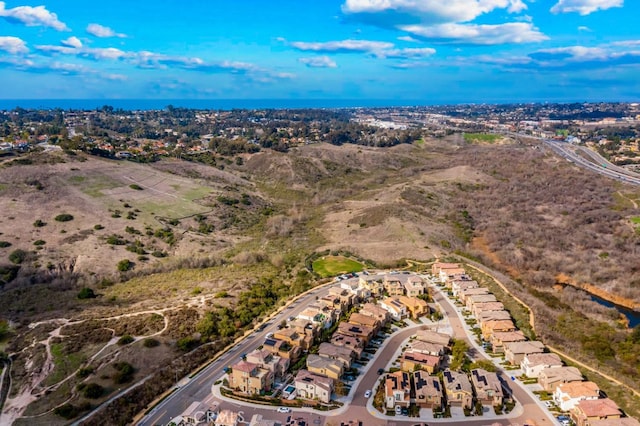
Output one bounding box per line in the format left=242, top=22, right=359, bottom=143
left=589, top=294, right=640, bottom=328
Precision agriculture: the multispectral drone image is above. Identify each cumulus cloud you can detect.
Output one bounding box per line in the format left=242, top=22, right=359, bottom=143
left=342, top=0, right=528, bottom=25
left=340, top=0, right=549, bottom=46
left=290, top=39, right=393, bottom=53
left=0, top=35, right=27, bottom=54
left=401, top=22, right=547, bottom=45
left=35, top=43, right=127, bottom=61
left=0, top=1, right=68, bottom=31
left=550, top=0, right=623, bottom=15
left=299, top=56, right=337, bottom=68
left=61, top=36, right=82, bottom=48
left=578, top=26, right=592, bottom=32
left=86, top=23, right=126, bottom=38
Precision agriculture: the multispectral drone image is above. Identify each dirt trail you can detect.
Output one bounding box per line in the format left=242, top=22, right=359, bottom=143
left=1, top=291, right=218, bottom=423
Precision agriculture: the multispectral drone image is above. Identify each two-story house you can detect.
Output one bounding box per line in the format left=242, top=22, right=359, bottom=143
left=538, top=366, right=584, bottom=392
left=385, top=371, right=411, bottom=409
left=471, top=368, right=504, bottom=407
left=504, top=341, right=545, bottom=365
left=295, top=370, right=334, bottom=403
left=228, top=360, right=273, bottom=395
left=553, top=381, right=600, bottom=411
left=413, top=370, right=443, bottom=409
left=521, top=353, right=563, bottom=378
left=443, top=370, right=473, bottom=410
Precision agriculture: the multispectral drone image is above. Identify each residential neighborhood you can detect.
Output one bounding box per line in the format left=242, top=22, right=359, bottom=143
left=137, top=262, right=640, bottom=426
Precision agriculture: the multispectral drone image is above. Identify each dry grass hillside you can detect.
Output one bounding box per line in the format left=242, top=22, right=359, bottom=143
left=1, top=136, right=640, bottom=424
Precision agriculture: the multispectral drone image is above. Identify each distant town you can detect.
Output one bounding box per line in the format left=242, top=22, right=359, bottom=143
left=1, top=102, right=639, bottom=171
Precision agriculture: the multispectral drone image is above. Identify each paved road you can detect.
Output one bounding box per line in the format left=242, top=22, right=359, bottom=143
left=138, top=278, right=558, bottom=426
left=541, top=139, right=640, bottom=186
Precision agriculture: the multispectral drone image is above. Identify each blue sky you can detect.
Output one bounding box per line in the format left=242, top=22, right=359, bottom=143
left=0, top=0, right=639, bottom=103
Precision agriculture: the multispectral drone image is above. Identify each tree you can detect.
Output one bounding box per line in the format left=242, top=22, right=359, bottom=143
left=450, top=339, right=469, bottom=371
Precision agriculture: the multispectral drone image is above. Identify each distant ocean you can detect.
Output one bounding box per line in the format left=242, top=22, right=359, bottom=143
left=0, top=99, right=434, bottom=111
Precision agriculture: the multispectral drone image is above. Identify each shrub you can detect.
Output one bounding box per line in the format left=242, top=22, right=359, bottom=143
left=117, top=259, right=133, bottom=272
left=151, top=250, right=167, bottom=258
left=106, top=235, right=126, bottom=245
left=143, top=338, right=160, bottom=348
left=77, top=287, right=96, bottom=299
left=54, top=403, right=78, bottom=419
left=83, top=383, right=104, bottom=399
left=8, top=249, right=27, bottom=264
left=33, top=240, right=46, bottom=246
left=117, top=335, right=134, bottom=345
left=113, top=362, right=135, bottom=384
left=54, top=213, right=74, bottom=222
left=77, top=367, right=94, bottom=378
left=94, top=224, right=104, bottom=230
left=0, top=265, right=19, bottom=284
left=33, top=219, right=46, bottom=227
left=0, top=241, right=11, bottom=248
left=129, top=184, right=143, bottom=190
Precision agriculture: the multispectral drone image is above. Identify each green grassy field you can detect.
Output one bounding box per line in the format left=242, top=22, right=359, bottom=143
left=631, top=216, right=640, bottom=224
left=312, top=255, right=363, bottom=278
left=463, top=133, right=500, bottom=144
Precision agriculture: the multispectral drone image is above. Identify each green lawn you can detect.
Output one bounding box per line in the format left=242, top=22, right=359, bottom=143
left=463, top=133, right=500, bottom=144
left=312, top=255, right=363, bottom=278
left=631, top=216, right=640, bottom=224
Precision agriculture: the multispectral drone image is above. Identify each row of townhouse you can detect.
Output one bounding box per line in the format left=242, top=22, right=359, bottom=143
left=385, top=368, right=507, bottom=412
left=356, top=273, right=429, bottom=299
left=230, top=292, right=393, bottom=404
left=435, top=263, right=639, bottom=425
left=296, top=300, right=393, bottom=403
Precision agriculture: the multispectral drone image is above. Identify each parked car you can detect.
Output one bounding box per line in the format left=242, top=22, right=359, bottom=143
left=277, top=407, right=291, bottom=413
left=377, top=368, right=385, bottom=375
left=401, top=407, right=409, bottom=416
left=364, top=390, right=372, bottom=398
left=395, top=406, right=402, bottom=414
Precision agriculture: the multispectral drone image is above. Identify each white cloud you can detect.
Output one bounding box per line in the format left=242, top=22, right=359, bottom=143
left=536, top=45, right=609, bottom=61
left=397, top=35, right=420, bottom=43
left=86, top=23, right=126, bottom=38
left=36, top=43, right=127, bottom=61
left=290, top=39, right=393, bottom=53
left=401, top=22, right=547, bottom=45
left=578, top=26, right=592, bottom=32
left=341, top=0, right=547, bottom=46
left=550, top=0, right=623, bottom=15
left=299, top=56, right=338, bottom=68
left=377, top=47, right=436, bottom=58
left=61, top=36, right=82, bottom=48
left=0, top=35, right=27, bottom=54
left=342, top=0, right=528, bottom=24
left=0, top=1, right=68, bottom=31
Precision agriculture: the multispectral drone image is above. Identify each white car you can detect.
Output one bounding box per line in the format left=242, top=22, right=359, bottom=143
left=395, top=405, right=402, bottom=414
left=364, top=390, right=372, bottom=398
left=277, top=407, right=291, bottom=413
